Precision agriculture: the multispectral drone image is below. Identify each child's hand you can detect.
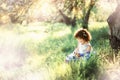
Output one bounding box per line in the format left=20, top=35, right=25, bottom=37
left=74, top=52, right=80, bottom=57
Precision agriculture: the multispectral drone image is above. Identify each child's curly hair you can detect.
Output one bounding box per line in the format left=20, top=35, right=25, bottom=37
left=74, top=28, right=92, bottom=42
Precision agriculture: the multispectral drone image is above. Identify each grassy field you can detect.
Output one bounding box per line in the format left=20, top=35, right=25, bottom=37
left=0, top=22, right=119, bottom=80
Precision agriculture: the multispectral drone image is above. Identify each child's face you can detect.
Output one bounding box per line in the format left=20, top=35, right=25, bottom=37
left=77, top=38, right=86, bottom=44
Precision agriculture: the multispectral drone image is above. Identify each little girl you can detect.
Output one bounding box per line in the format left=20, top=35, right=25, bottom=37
left=65, top=28, right=92, bottom=62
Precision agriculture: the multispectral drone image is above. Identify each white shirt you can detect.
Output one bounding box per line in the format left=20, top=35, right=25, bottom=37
left=78, top=42, right=91, bottom=54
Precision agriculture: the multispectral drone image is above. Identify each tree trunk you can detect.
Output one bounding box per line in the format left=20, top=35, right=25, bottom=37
left=82, top=6, right=92, bottom=29
left=107, top=4, right=120, bottom=51
left=82, top=0, right=95, bottom=30
left=58, top=10, right=76, bottom=27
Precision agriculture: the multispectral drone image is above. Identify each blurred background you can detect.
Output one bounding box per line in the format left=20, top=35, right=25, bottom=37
left=0, top=0, right=120, bottom=80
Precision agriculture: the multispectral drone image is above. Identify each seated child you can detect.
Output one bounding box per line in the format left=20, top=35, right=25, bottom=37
left=65, top=28, right=92, bottom=62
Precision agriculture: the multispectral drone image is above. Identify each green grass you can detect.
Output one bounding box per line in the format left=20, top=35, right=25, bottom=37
left=0, top=22, right=118, bottom=80
left=29, top=22, right=108, bottom=80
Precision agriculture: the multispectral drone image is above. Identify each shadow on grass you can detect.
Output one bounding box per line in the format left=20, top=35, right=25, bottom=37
left=90, top=26, right=109, bottom=46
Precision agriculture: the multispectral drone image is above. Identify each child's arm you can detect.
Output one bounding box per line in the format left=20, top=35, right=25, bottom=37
left=73, top=46, right=80, bottom=57
left=86, top=45, right=91, bottom=53
left=74, top=47, right=79, bottom=53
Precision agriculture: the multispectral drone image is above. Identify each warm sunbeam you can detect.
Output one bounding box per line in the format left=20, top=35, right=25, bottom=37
left=41, top=3, right=52, bottom=17
left=1, top=0, right=120, bottom=80
left=0, top=32, right=28, bottom=70
left=29, top=0, right=56, bottom=21
left=0, top=25, right=49, bottom=80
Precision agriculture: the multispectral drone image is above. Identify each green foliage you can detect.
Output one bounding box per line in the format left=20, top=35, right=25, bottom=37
left=31, top=22, right=112, bottom=80
left=1, top=22, right=115, bottom=80
left=63, top=0, right=97, bottom=29
left=63, top=0, right=97, bottom=17
left=89, top=22, right=109, bottom=45
left=39, top=23, right=109, bottom=80
left=35, top=22, right=106, bottom=80
left=79, top=54, right=100, bottom=80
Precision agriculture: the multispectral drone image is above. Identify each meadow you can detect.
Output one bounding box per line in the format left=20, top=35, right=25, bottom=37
left=0, top=22, right=119, bottom=80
